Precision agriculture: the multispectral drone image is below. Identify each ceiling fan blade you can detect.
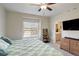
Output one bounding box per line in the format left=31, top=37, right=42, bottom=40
left=47, top=3, right=56, bottom=5
left=47, top=7, right=52, bottom=11
left=38, top=8, right=41, bottom=11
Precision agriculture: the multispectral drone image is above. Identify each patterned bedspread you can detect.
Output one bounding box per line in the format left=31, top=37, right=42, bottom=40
left=7, top=38, right=64, bottom=56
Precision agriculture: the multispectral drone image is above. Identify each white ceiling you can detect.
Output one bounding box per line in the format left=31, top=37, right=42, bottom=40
left=1, top=3, right=79, bottom=17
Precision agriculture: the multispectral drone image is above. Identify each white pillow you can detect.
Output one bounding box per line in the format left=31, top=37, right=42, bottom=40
left=0, top=39, right=10, bottom=50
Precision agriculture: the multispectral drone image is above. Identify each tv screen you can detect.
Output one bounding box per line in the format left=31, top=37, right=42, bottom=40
left=63, top=18, right=79, bottom=30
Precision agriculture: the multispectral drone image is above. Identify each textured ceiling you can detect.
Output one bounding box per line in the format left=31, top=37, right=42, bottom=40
left=1, top=3, right=79, bottom=17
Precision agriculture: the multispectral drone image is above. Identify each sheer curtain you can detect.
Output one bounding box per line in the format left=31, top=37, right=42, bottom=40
left=23, top=18, right=41, bottom=39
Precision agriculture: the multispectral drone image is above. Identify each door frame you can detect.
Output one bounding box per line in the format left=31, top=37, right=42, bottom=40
left=55, top=21, right=62, bottom=43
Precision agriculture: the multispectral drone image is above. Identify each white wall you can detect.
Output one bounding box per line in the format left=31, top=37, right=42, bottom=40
left=50, top=17, right=56, bottom=43
left=0, top=6, right=6, bottom=36
left=6, top=11, right=50, bottom=40
left=50, top=8, right=79, bottom=43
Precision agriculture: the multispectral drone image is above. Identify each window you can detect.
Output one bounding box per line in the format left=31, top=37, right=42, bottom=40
left=23, top=21, right=39, bottom=38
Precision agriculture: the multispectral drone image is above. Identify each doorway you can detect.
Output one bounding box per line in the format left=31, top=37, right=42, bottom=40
left=55, top=21, right=62, bottom=44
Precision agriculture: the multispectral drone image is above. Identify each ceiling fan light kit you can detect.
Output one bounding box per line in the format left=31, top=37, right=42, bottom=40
left=41, top=5, right=47, bottom=10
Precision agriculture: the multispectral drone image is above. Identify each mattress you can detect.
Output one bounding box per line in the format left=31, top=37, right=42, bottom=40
left=7, top=38, right=64, bottom=56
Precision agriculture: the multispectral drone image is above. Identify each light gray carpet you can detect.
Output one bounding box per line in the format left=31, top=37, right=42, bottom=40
left=7, top=38, right=64, bottom=56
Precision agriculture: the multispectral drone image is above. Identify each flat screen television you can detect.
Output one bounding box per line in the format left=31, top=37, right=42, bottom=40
left=63, top=18, right=79, bottom=30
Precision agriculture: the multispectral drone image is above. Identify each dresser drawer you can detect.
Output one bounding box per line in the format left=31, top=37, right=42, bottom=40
left=70, top=40, right=79, bottom=55
left=60, top=38, right=70, bottom=51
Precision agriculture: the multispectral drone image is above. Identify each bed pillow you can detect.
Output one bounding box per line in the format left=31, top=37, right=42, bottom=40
left=0, top=49, right=8, bottom=56
left=0, top=39, right=10, bottom=50
left=0, top=39, right=10, bottom=56
left=1, top=37, right=12, bottom=45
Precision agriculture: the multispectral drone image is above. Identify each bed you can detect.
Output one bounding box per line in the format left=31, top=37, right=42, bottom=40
left=7, top=38, right=64, bottom=56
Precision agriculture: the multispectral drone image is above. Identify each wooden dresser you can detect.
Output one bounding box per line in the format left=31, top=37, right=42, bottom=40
left=60, top=37, right=79, bottom=56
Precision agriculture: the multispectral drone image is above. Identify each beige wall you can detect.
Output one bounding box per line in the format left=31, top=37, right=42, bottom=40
left=0, top=6, right=6, bottom=36
left=50, top=8, right=79, bottom=43
left=6, top=11, right=50, bottom=40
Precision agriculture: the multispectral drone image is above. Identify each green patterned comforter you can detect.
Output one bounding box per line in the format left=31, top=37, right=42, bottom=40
left=7, top=38, right=63, bottom=56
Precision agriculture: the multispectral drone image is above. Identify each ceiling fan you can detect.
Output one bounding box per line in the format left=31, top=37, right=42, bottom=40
left=29, top=3, right=56, bottom=11
left=38, top=3, right=56, bottom=11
